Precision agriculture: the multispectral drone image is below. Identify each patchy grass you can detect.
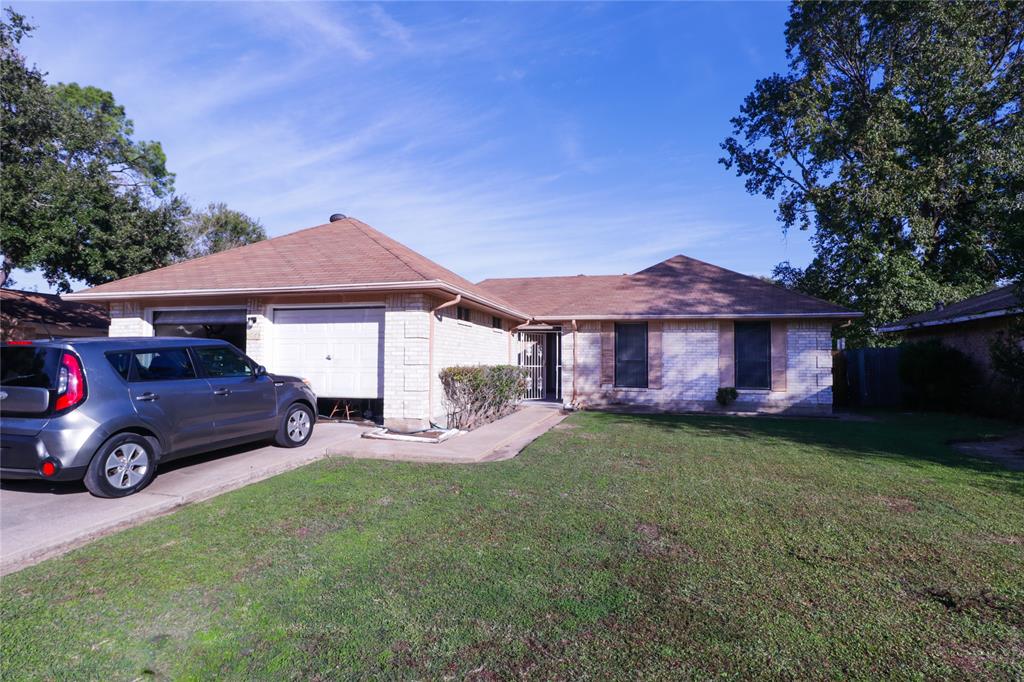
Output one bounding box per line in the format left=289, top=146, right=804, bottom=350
left=2, top=411, right=1022, bottom=680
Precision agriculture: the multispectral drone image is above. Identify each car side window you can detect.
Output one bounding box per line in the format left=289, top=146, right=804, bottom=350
left=194, top=346, right=253, bottom=378
left=107, top=352, right=132, bottom=380
left=131, top=349, right=196, bottom=382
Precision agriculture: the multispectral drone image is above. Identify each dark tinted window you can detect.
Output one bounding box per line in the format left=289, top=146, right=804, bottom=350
left=492, top=316, right=502, bottom=329
left=614, top=323, right=648, bottom=388
left=735, top=321, right=771, bottom=389
left=0, top=346, right=62, bottom=388
left=132, top=349, right=196, bottom=381
left=194, top=346, right=252, bottom=378
left=106, top=352, right=131, bottom=380
left=457, top=306, right=471, bottom=322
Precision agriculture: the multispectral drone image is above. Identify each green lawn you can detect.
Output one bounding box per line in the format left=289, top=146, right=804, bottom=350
left=2, top=412, right=1023, bottom=680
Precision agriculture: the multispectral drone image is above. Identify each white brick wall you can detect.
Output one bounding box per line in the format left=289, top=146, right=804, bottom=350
left=563, top=319, right=833, bottom=414
left=245, top=298, right=270, bottom=366
left=430, top=300, right=511, bottom=427
left=383, top=293, right=432, bottom=431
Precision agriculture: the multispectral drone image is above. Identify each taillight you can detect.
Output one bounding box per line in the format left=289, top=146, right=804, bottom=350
left=54, top=352, right=85, bottom=412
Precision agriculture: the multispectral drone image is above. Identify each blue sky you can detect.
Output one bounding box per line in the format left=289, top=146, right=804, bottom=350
left=10, top=1, right=812, bottom=293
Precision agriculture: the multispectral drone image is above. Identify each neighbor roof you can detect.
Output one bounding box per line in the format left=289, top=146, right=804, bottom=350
left=878, top=284, right=1022, bottom=332
left=63, top=218, right=527, bottom=319
left=478, top=255, right=860, bottom=319
left=1, top=288, right=109, bottom=332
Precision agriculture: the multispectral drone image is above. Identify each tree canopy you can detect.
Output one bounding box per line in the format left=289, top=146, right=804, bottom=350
left=1, top=10, right=269, bottom=292
left=721, top=1, right=1024, bottom=345
left=184, top=202, right=267, bottom=260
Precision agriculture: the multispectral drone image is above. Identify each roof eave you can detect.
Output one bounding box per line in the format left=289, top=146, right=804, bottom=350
left=532, top=312, right=863, bottom=321
left=63, top=280, right=531, bottom=321
left=878, top=307, right=1021, bottom=333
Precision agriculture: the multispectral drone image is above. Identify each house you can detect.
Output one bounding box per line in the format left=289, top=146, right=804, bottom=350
left=1, top=288, right=109, bottom=341
left=878, top=284, right=1022, bottom=383
left=63, top=216, right=860, bottom=430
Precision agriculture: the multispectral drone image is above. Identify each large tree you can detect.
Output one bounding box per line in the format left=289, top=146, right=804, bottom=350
left=1, top=9, right=188, bottom=292
left=184, top=202, right=266, bottom=259
left=721, top=1, right=1024, bottom=345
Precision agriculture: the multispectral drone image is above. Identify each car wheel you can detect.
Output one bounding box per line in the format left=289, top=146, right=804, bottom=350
left=83, top=433, right=158, bottom=498
left=276, top=403, right=314, bottom=448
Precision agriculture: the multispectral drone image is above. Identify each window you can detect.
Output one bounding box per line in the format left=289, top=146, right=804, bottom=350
left=614, top=323, right=648, bottom=388
left=106, top=352, right=132, bottom=380
left=194, top=346, right=253, bottom=378
left=734, top=321, right=771, bottom=389
left=131, top=349, right=196, bottom=382
left=0, top=346, right=62, bottom=388
left=457, top=306, right=471, bottom=322
left=492, top=316, right=502, bottom=330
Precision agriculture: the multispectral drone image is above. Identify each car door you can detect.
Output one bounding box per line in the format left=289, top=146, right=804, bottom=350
left=124, top=348, right=215, bottom=456
left=192, top=345, right=278, bottom=441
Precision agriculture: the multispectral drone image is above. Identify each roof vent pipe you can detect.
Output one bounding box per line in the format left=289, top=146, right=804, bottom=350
left=329, top=213, right=347, bottom=222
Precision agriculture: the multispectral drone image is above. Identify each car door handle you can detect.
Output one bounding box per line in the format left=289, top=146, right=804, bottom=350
left=213, top=388, right=232, bottom=396
left=135, top=392, right=159, bottom=402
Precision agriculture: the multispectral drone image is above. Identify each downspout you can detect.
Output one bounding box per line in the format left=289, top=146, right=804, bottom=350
left=429, top=294, right=461, bottom=427
left=571, top=319, right=578, bottom=407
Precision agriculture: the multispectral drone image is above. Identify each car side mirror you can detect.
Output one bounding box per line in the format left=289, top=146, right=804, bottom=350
left=255, top=365, right=268, bottom=376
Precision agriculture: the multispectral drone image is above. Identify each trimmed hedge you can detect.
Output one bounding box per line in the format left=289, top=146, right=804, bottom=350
left=439, top=365, right=527, bottom=430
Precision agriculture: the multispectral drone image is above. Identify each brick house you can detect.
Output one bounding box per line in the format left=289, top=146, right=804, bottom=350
left=878, top=285, right=1022, bottom=387
left=64, top=216, right=859, bottom=430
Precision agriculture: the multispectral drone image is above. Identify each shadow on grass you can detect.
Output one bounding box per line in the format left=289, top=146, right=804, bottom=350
left=589, top=410, right=1024, bottom=497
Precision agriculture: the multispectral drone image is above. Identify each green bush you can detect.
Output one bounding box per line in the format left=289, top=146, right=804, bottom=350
left=439, top=365, right=528, bottom=430
left=716, top=387, right=739, bottom=406
left=899, top=340, right=977, bottom=412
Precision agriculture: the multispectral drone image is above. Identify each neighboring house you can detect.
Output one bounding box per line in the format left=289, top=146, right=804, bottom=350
left=878, top=284, right=1023, bottom=381
left=1, top=288, right=109, bottom=341
left=63, top=216, right=859, bottom=430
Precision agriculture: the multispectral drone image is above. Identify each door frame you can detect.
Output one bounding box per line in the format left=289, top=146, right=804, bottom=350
left=516, top=328, right=562, bottom=401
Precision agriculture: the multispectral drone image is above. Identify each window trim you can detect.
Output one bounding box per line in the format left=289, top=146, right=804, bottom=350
left=734, top=321, right=772, bottom=390
left=614, top=322, right=648, bottom=389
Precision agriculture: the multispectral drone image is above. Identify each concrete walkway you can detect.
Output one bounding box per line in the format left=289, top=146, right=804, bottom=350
left=328, top=404, right=566, bottom=464
left=0, top=406, right=565, bottom=575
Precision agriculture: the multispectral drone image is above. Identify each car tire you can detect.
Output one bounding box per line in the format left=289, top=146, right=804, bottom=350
left=83, top=433, right=158, bottom=498
left=276, top=403, right=314, bottom=448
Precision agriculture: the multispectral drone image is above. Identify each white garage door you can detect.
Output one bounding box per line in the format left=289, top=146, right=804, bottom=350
left=272, top=307, right=384, bottom=399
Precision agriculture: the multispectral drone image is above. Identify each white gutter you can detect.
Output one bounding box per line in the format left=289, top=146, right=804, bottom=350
left=62, top=279, right=530, bottom=321
left=878, top=307, right=1021, bottom=333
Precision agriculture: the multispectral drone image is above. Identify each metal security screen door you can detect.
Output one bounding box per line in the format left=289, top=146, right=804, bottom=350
left=517, top=332, right=561, bottom=400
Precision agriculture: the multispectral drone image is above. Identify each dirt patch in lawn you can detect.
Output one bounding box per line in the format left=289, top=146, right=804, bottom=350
left=635, top=522, right=697, bottom=561
left=874, top=495, right=917, bottom=513
left=950, top=432, right=1024, bottom=471
left=918, top=587, right=1024, bottom=626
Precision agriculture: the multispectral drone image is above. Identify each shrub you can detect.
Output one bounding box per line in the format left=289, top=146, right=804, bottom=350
left=898, top=340, right=977, bottom=412
left=716, top=387, right=739, bottom=406
left=439, top=365, right=528, bottom=430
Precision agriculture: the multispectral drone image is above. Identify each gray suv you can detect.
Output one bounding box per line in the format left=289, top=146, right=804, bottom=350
left=0, top=338, right=317, bottom=497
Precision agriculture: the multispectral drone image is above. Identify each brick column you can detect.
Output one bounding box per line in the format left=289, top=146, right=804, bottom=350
left=383, top=293, right=431, bottom=432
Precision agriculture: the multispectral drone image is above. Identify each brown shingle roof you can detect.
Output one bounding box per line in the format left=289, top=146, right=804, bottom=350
left=478, top=254, right=859, bottom=319
left=1, top=288, right=109, bottom=331
left=64, top=217, right=526, bottom=317
left=879, top=284, right=1022, bottom=332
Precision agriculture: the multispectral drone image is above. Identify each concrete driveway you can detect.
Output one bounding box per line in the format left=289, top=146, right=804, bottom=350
left=0, top=422, right=364, bottom=575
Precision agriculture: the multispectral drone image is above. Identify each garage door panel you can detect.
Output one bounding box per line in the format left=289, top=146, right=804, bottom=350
left=271, top=307, right=384, bottom=399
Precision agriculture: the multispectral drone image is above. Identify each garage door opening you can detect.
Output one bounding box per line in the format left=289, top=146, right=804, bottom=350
left=152, top=309, right=247, bottom=351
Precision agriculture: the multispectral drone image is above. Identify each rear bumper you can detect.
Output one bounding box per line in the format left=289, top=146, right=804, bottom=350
left=0, top=464, right=87, bottom=482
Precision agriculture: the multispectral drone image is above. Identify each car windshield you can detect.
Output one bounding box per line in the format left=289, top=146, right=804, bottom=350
left=0, top=346, right=63, bottom=388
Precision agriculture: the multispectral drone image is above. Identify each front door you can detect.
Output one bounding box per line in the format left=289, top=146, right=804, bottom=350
left=192, top=345, right=278, bottom=442
left=125, top=348, right=215, bottom=454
